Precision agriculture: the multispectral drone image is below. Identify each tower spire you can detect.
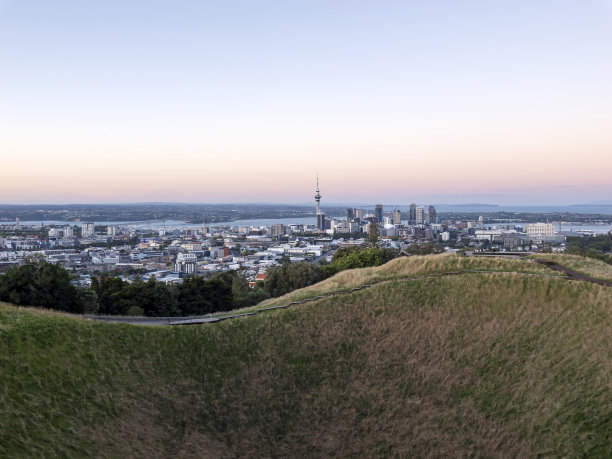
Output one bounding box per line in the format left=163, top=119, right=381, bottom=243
left=315, top=173, right=321, bottom=215
left=315, top=173, right=325, bottom=231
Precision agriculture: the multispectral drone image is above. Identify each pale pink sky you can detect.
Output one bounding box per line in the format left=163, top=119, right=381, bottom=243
left=1, top=1, right=611, bottom=205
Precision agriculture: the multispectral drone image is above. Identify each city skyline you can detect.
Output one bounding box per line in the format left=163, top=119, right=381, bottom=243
left=2, top=1, right=612, bottom=205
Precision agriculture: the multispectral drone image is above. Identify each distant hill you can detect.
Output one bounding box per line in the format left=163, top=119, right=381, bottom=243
left=1, top=254, right=611, bottom=456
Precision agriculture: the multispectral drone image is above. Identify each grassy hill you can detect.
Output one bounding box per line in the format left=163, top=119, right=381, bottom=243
left=1, top=254, right=611, bottom=457
left=531, top=253, right=612, bottom=282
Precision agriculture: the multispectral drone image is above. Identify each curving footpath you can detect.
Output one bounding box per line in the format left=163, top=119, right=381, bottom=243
left=533, top=259, right=612, bottom=287
left=85, top=258, right=609, bottom=326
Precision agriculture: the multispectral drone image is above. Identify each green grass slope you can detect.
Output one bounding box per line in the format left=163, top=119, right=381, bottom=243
left=1, top=255, right=611, bottom=457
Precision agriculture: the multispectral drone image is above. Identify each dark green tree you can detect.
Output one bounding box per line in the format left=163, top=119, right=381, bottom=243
left=177, top=276, right=214, bottom=315
left=138, top=279, right=178, bottom=317
left=205, top=272, right=235, bottom=312
left=0, top=257, right=83, bottom=313
left=77, top=288, right=99, bottom=314
left=325, top=247, right=399, bottom=276
left=92, top=276, right=127, bottom=315
left=264, top=263, right=327, bottom=297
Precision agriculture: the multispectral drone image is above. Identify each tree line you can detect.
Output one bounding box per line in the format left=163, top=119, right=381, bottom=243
left=262, top=246, right=398, bottom=297
left=91, top=271, right=270, bottom=316
left=0, top=246, right=400, bottom=316
left=565, top=233, right=612, bottom=264
left=0, top=257, right=270, bottom=316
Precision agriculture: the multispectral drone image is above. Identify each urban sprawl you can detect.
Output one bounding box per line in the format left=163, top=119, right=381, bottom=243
left=0, top=183, right=604, bottom=288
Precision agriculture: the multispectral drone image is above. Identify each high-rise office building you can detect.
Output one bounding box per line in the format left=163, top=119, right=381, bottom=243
left=375, top=204, right=383, bottom=222
left=428, top=205, right=437, bottom=224
left=347, top=208, right=355, bottom=222
left=270, top=223, right=285, bottom=239
left=415, top=206, right=425, bottom=225
left=317, top=212, right=325, bottom=231
left=409, top=203, right=417, bottom=225
left=317, top=213, right=326, bottom=231
left=393, top=209, right=402, bottom=225
left=356, top=208, right=364, bottom=220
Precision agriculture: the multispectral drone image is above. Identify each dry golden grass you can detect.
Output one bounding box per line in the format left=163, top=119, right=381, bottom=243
left=532, top=253, right=612, bottom=281
left=258, top=253, right=556, bottom=307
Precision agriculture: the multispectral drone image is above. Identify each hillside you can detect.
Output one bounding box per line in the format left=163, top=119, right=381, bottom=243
left=1, top=254, right=611, bottom=457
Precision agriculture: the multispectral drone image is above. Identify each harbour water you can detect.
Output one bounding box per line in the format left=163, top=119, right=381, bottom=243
left=484, top=223, right=611, bottom=235
left=6, top=217, right=318, bottom=230
left=6, top=212, right=612, bottom=235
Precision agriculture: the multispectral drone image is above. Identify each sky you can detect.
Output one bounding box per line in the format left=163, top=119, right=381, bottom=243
left=1, top=0, right=611, bottom=205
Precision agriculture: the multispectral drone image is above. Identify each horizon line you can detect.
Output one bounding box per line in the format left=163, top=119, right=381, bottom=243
left=1, top=202, right=612, bottom=207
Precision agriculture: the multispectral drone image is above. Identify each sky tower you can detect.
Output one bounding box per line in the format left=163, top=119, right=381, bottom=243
left=315, top=174, right=321, bottom=215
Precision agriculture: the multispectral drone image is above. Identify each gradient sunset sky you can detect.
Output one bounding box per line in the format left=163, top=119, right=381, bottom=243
left=1, top=0, right=611, bottom=205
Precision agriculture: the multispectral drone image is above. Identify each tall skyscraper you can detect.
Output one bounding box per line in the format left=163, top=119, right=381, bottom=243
left=428, top=205, right=437, bottom=224
left=316, top=213, right=326, bottom=231
left=415, top=206, right=425, bottom=225
left=393, top=209, right=402, bottom=225
left=347, top=208, right=355, bottom=222
left=270, top=223, right=285, bottom=239
left=356, top=208, right=364, bottom=220
left=375, top=204, right=383, bottom=222
left=409, top=203, right=417, bottom=225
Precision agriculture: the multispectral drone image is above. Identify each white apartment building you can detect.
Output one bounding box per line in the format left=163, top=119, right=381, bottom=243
left=475, top=229, right=505, bottom=241
left=181, top=243, right=203, bottom=251
left=175, top=252, right=198, bottom=274
left=81, top=222, right=95, bottom=238
left=526, top=223, right=555, bottom=240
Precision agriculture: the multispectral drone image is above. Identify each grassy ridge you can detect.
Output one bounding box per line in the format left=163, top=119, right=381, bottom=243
left=531, top=253, right=612, bottom=282
left=1, top=255, right=611, bottom=456
left=258, top=253, right=557, bottom=307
